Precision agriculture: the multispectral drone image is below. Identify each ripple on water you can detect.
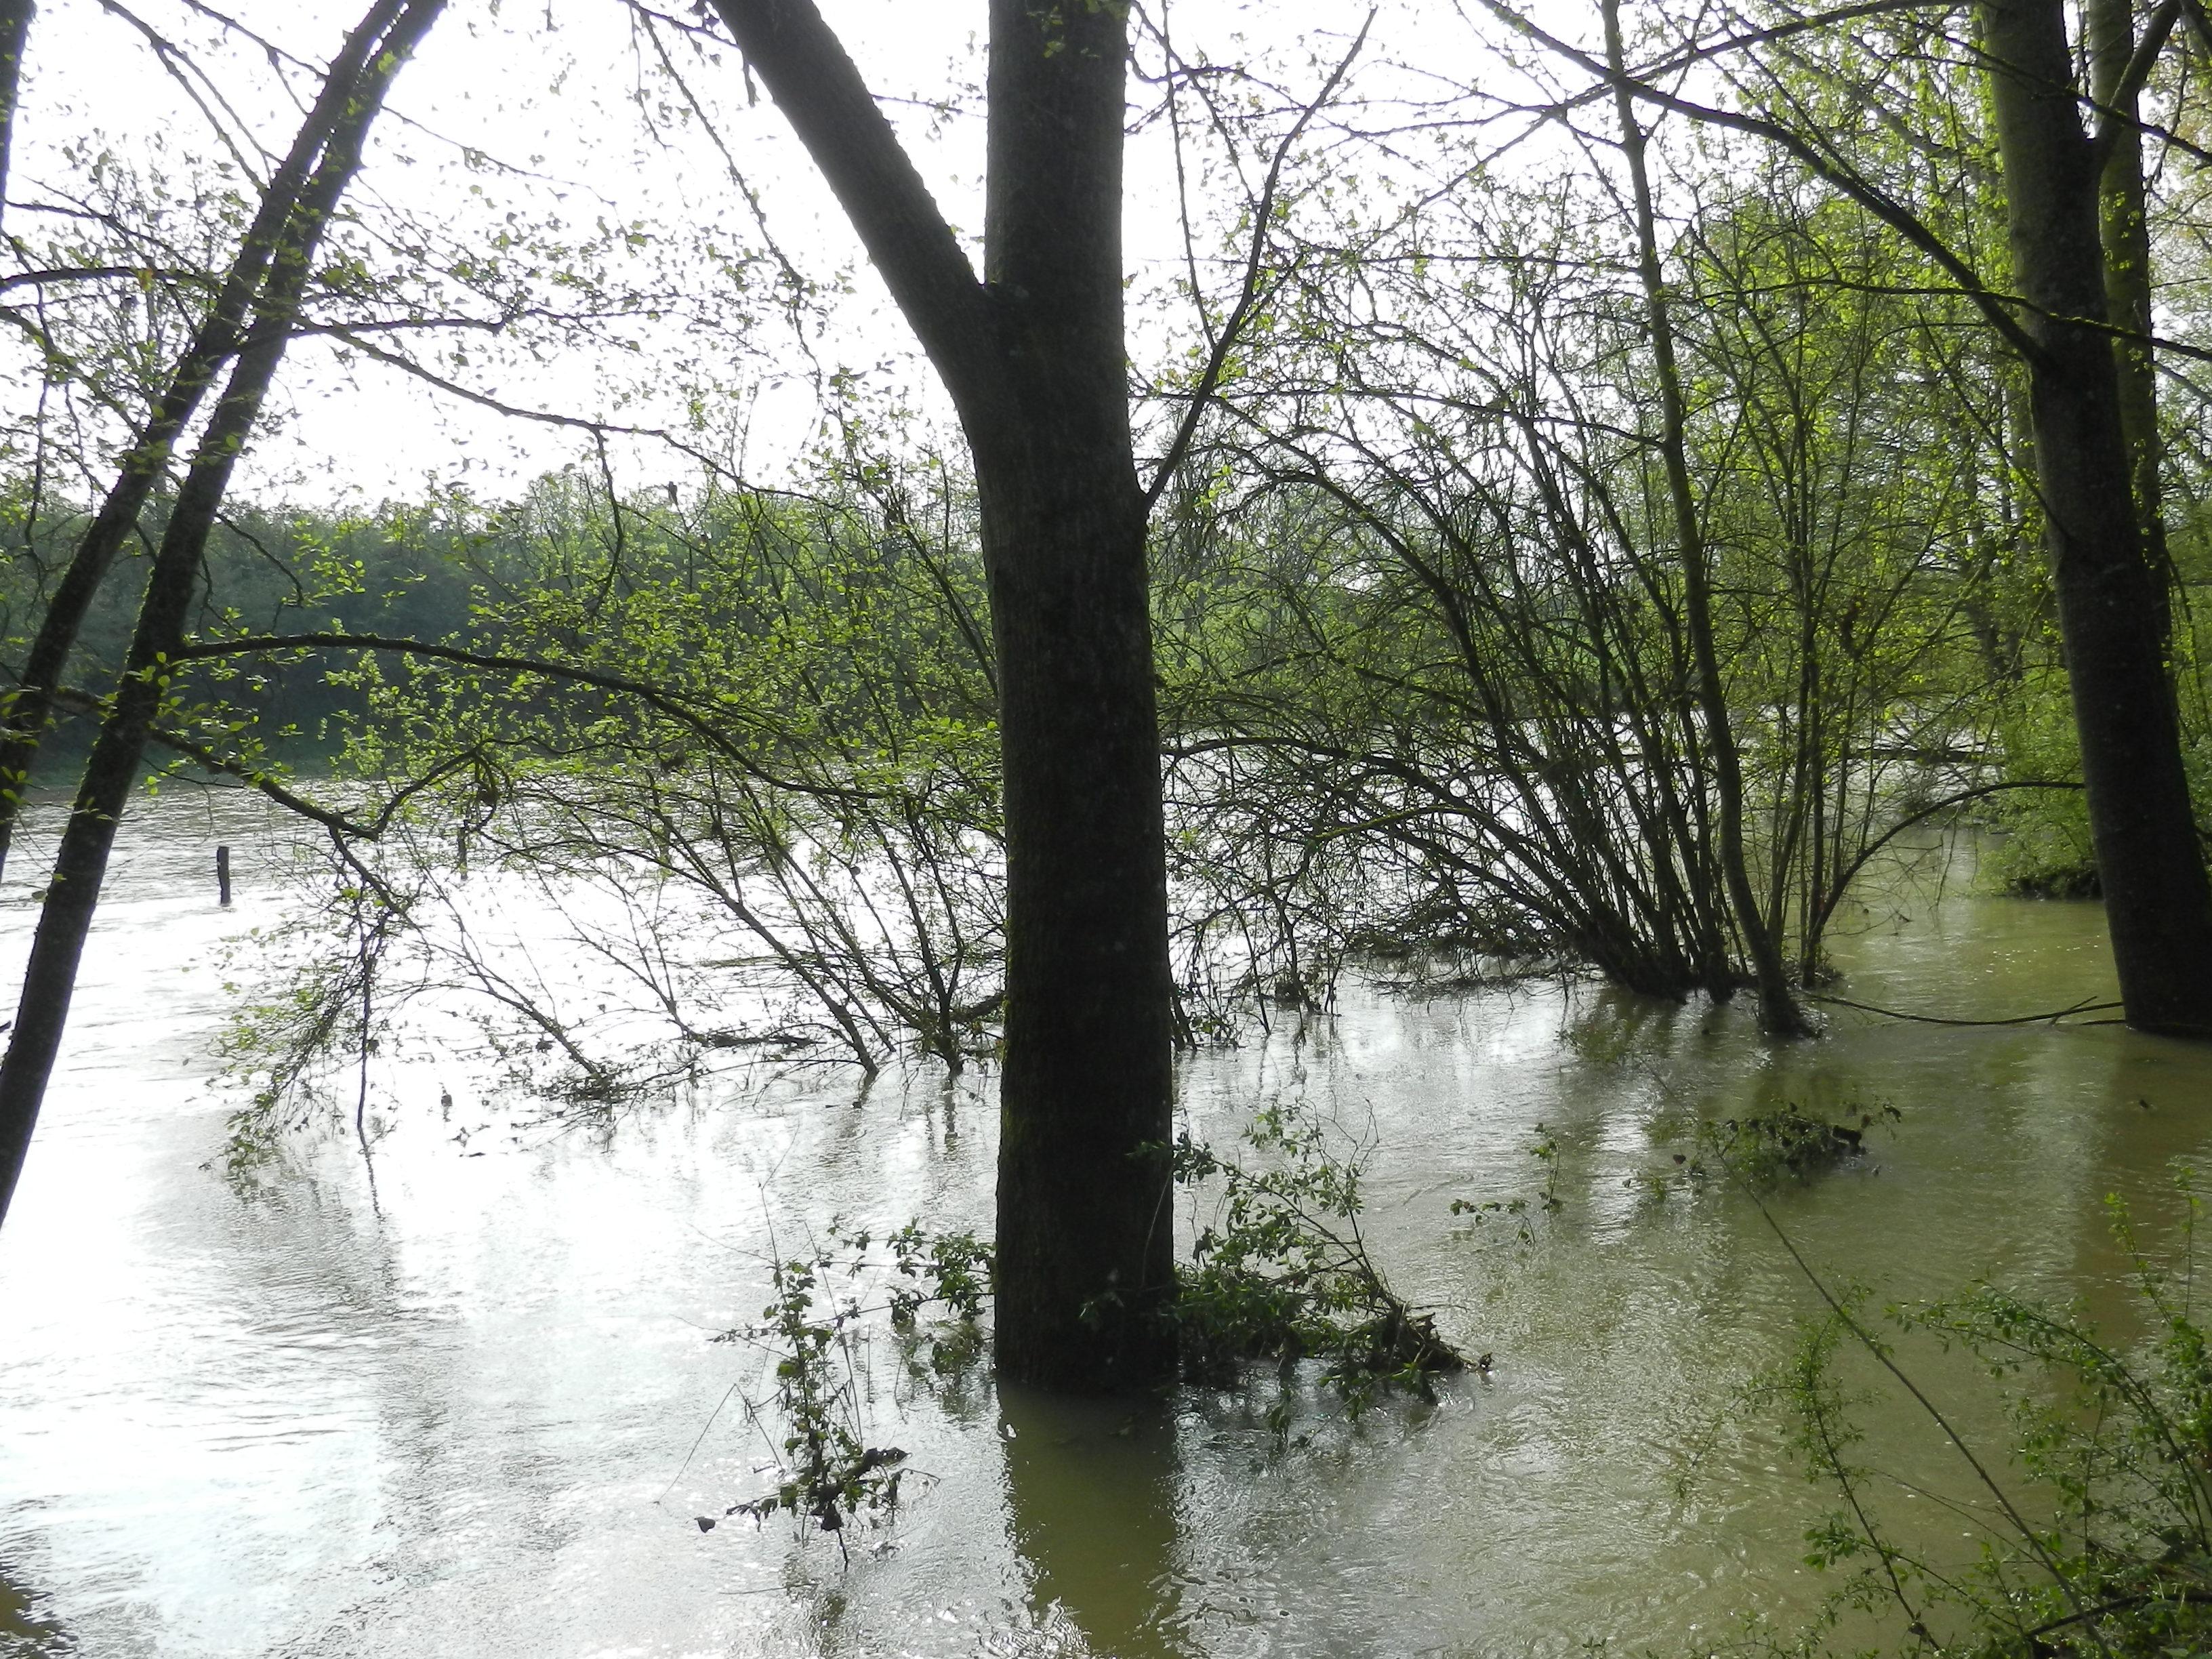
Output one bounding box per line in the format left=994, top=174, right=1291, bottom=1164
left=3, top=805, right=2209, bottom=1656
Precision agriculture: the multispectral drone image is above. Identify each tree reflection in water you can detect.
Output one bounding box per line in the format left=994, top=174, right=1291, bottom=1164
left=0, top=1557, right=66, bottom=1653
left=998, top=1385, right=1189, bottom=1658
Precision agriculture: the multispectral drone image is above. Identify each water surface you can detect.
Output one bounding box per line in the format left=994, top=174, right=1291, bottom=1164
left=3, top=798, right=2209, bottom=1656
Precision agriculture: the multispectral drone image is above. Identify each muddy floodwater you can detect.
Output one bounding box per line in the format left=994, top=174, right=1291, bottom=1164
left=4, top=794, right=2211, bottom=1658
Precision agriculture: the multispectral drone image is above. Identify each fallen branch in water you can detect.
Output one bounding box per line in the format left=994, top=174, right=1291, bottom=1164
left=1805, top=992, right=2121, bottom=1027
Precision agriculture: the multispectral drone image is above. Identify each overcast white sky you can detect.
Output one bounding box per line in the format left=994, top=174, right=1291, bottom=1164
left=3, top=0, right=1593, bottom=507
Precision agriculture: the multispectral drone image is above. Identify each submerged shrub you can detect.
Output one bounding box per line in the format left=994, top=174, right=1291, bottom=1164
left=1704, top=1104, right=1900, bottom=1186
left=1165, top=1101, right=1466, bottom=1418
left=705, top=1220, right=991, bottom=1552
left=1761, top=1171, right=2212, bottom=1656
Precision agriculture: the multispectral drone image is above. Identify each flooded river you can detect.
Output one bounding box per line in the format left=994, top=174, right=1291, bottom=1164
left=3, top=794, right=2211, bottom=1656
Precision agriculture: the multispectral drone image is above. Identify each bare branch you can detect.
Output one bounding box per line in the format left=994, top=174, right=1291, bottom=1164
left=1469, top=0, right=2046, bottom=365
left=1142, top=10, right=1374, bottom=514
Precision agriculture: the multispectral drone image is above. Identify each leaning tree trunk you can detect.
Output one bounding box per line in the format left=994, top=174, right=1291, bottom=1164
left=0, top=0, right=413, bottom=878
left=1603, top=0, right=1809, bottom=1036
left=0, top=0, right=444, bottom=1231
left=712, top=0, right=1175, bottom=1388
left=1982, top=0, right=2212, bottom=1038
left=0, top=0, right=30, bottom=230
left=2088, top=0, right=2165, bottom=571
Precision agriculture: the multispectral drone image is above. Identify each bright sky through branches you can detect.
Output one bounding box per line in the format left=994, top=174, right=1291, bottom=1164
left=5, top=0, right=1460, bottom=508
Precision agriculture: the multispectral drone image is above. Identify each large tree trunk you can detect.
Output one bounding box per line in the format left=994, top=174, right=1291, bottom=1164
left=1980, top=0, right=2212, bottom=1038
left=712, top=0, right=1176, bottom=1387
left=977, top=422, right=1175, bottom=1391
left=975, top=0, right=1174, bottom=1393
left=0, top=0, right=443, bottom=1232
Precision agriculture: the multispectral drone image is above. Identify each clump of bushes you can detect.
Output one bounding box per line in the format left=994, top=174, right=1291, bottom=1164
left=1166, top=1101, right=1467, bottom=1420
left=1704, top=1104, right=1900, bottom=1185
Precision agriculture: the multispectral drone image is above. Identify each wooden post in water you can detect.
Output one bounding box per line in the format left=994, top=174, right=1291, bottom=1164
left=216, top=844, right=231, bottom=907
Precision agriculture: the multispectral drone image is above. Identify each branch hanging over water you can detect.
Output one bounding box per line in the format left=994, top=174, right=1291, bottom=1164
left=165, top=631, right=880, bottom=804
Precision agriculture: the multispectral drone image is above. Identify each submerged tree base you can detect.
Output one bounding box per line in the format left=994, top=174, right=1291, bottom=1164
left=713, top=1101, right=1469, bottom=1550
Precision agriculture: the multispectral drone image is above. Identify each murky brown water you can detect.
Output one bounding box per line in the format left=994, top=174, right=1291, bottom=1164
left=3, top=796, right=2210, bottom=1657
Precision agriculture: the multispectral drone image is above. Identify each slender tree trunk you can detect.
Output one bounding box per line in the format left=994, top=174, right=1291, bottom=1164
left=712, top=0, right=1174, bottom=1387
left=0, top=0, right=30, bottom=230
left=1982, top=0, right=2212, bottom=1037
left=1603, top=0, right=1809, bottom=1036
left=2087, top=0, right=2165, bottom=569
left=0, top=0, right=443, bottom=1232
left=0, top=0, right=413, bottom=878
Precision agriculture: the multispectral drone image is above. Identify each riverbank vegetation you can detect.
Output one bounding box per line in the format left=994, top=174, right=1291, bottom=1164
left=2, top=0, right=2212, bottom=1647
left=9, top=0, right=2211, bottom=1389
left=3, top=4, right=2205, bottom=1134
left=1749, top=1178, right=2212, bottom=1658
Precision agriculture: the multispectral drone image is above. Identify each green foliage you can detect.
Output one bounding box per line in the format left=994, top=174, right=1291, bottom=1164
left=718, top=1243, right=907, bottom=1543
left=1763, top=1172, right=2212, bottom=1656
left=218, top=462, right=1016, bottom=1111
left=1984, top=676, right=2100, bottom=899
left=1618, top=1103, right=1898, bottom=1205
left=1702, top=1105, right=1901, bottom=1187
left=213, top=869, right=413, bottom=1179
left=1451, top=1122, right=1565, bottom=1238
left=0, top=479, right=483, bottom=773
left=1153, top=144, right=2023, bottom=1007
left=880, top=1220, right=992, bottom=1329
left=1168, top=1101, right=1465, bottom=1421
left=703, top=1105, right=1457, bottom=1544
left=707, top=1220, right=992, bottom=1549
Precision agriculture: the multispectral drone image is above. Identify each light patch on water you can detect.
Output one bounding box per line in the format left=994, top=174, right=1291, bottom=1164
left=2, top=797, right=2208, bottom=1656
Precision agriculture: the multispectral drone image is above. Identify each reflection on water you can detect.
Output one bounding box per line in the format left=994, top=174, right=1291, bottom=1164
left=3, top=796, right=2211, bottom=1656
left=1, top=1557, right=68, bottom=1650
left=1000, top=1388, right=1187, bottom=1658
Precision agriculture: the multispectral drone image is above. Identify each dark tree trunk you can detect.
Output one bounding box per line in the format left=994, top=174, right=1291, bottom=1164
left=1982, top=0, right=2212, bottom=1037
left=1604, top=0, right=1809, bottom=1037
left=0, top=0, right=30, bottom=229
left=0, top=0, right=443, bottom=1231
left=0, top=0, right=413, bottom=878
left=975, top=0, right=1175, bottom=1393
left=712, top=0, right=1175, bottom=1387
left=979, top=448, right=1174, bottom=1390
left=2087, top=0, right=2165, bottom=567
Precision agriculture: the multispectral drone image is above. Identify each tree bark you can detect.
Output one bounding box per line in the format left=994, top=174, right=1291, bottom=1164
left=1604, top=0, right=1809, bottom=1036
left=712, top=0, right=1175, bottom=1387
left=1982, top=0, right=2212, bottom=1037
left=0, top=0, right=443, bottom=1232
left=2087, top=0, right=2165, bottom=568
left=0, top=0, right=413, bottom=878
left=0, top=0, right=31, bottom=230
